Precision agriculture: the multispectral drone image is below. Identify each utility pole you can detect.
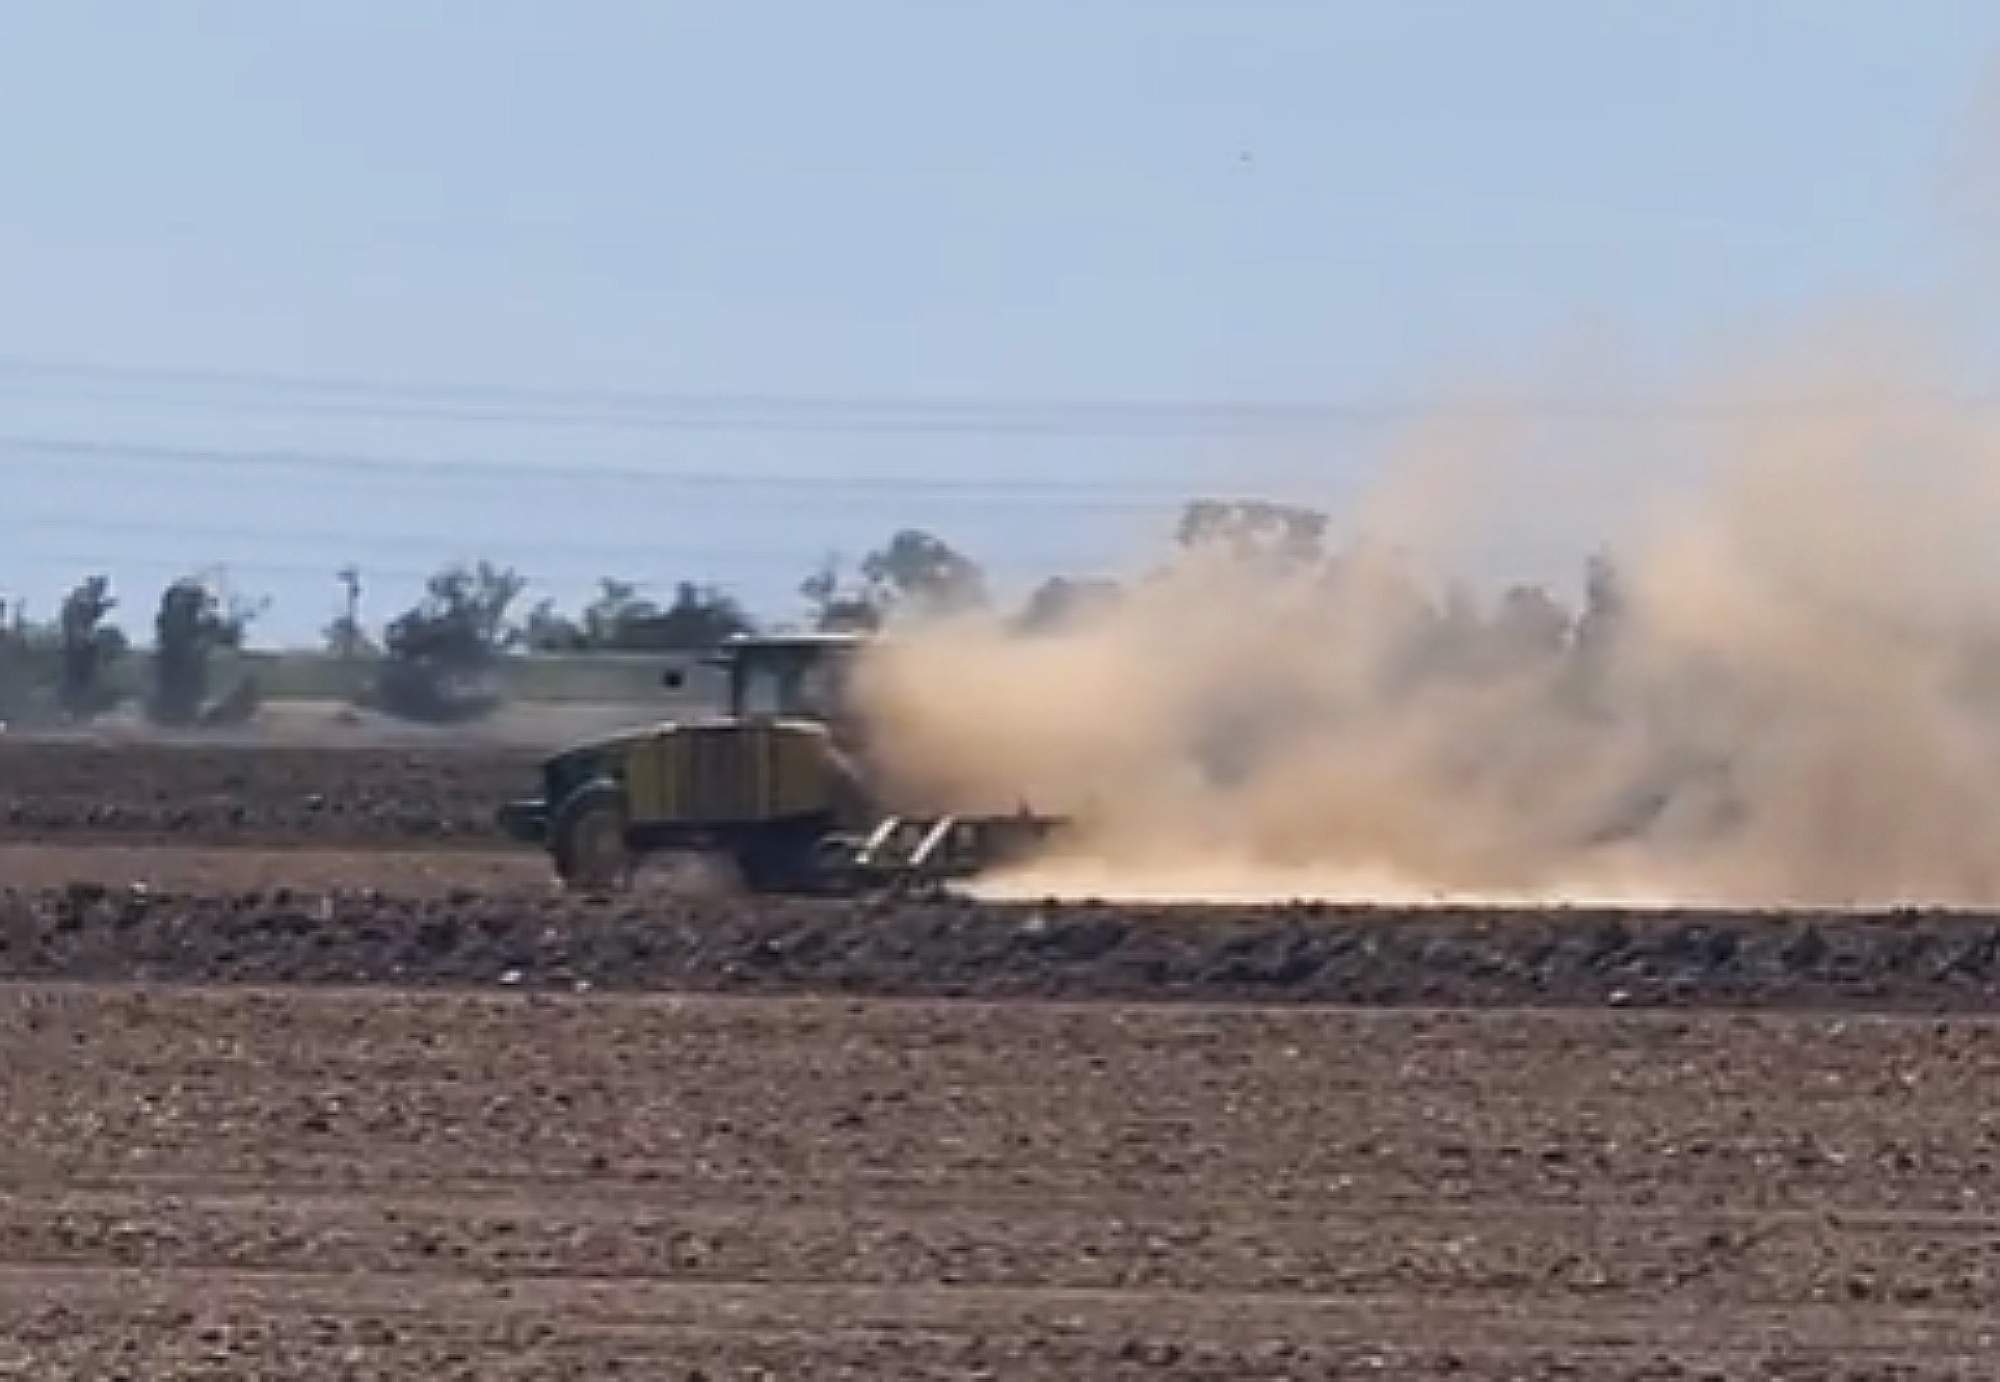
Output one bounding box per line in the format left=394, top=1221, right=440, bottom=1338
left=336, top=566, right=362, bottom=658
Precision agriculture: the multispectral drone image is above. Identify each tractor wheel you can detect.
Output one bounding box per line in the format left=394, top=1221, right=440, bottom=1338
left=552, top=785, right=632, bottom=892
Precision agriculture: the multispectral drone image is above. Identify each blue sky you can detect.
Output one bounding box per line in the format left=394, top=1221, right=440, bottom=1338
left=4, top=2, right=2000, bottom=640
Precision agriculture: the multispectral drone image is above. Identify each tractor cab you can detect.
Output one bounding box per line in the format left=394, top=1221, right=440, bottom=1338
left=706, top=631, right=870, bottom=735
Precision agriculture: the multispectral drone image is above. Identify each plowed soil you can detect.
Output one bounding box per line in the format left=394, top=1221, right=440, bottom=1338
left=4, top=986, right=1998, bottom=1378
left=0, top=739, right=532, bottom=846
left=7, top=858, right=2000, bottom=1012
left=4, top=740, right=2000, bottom=1377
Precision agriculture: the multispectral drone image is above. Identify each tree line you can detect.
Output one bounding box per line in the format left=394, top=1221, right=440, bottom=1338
left=0, top=502, right=1630, bottom=727
left=0, top=525, right=1010, bottom=726
left=0, top=576, right=260, bottom=728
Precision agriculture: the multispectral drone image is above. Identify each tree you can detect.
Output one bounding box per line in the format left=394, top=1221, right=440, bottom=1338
left=1177, top=499, right=1329, bottom=566
left=800, top=556, right=883, bottom=633
left=1488, top=584, right=1572, bottom=669
left=1016, top=576, right=1123, bottom=633
left=1573, top=551, right=1627, bottom=666
left=521, top=597, right=585, bottom=652
left=322, top=612, right=378, bottom=659
left=323, top=565, right=374, bottom=659
left=375, top=561, right=526, bottom=721
left=622, top=582, right=753, bottom=650
left=857, top=529, right=988, bottom=618
left=57, top=576, right=125, bottom=718
left=1564, top=550, right=1630, bottom=710
left=384, top=561, right=524, bottom=666
left=522, top=579, right=755, bottom=653
left=580, top=579, right=657, bottom=647
left=150, top=577, right=260, bottom=725
left=0, top=598, right=35, bottom=719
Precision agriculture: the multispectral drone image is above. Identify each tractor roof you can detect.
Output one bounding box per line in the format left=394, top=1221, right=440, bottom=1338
left=700, top=630, right=874, bottom=666
left=722, top=631, right=872, bottom=651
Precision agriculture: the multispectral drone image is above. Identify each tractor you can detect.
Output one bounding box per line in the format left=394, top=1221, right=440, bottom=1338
left=497, top=632, right=1061, bottom=892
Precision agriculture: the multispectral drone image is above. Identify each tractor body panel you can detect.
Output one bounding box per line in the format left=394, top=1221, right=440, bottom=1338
left=625, top=719, right=847, bottom=825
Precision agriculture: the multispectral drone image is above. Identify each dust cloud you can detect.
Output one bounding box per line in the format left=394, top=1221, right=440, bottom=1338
left=852, top=345, right=2000, bottom=908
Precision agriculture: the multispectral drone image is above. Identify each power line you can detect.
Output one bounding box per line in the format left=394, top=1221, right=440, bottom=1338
left=0, top=356, right=1447, bottom=437
left=0, top=433, right=1200, bottom=503
left=0, top=380, right=1296, bottom=437
left=19, top=514, right=994, bottom=566
left=0, top=353, right=1419, bottom=425
left=3, top=352, right=1989, bottom=436
left=10, top=549, right=801, bottom=600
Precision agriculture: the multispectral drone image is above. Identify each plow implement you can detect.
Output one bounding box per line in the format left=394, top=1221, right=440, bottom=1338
left=835, top=811, right=1067, bottom=891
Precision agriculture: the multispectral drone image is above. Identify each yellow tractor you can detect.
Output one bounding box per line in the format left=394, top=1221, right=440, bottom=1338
left=498, top=632, right=1058, bottom=892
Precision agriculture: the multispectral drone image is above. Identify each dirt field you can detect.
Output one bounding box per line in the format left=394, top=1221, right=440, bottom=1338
left=0, top=739, right=532, bottom=847
left=5, top=742, right=2000, bottom=1376
left=5, top=985, right=1998, bottom=1378
left=8, top=852, right=2000, bottom=1012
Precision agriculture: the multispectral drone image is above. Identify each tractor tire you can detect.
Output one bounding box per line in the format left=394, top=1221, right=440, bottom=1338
left=551, top=784, right=632, bottom=892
